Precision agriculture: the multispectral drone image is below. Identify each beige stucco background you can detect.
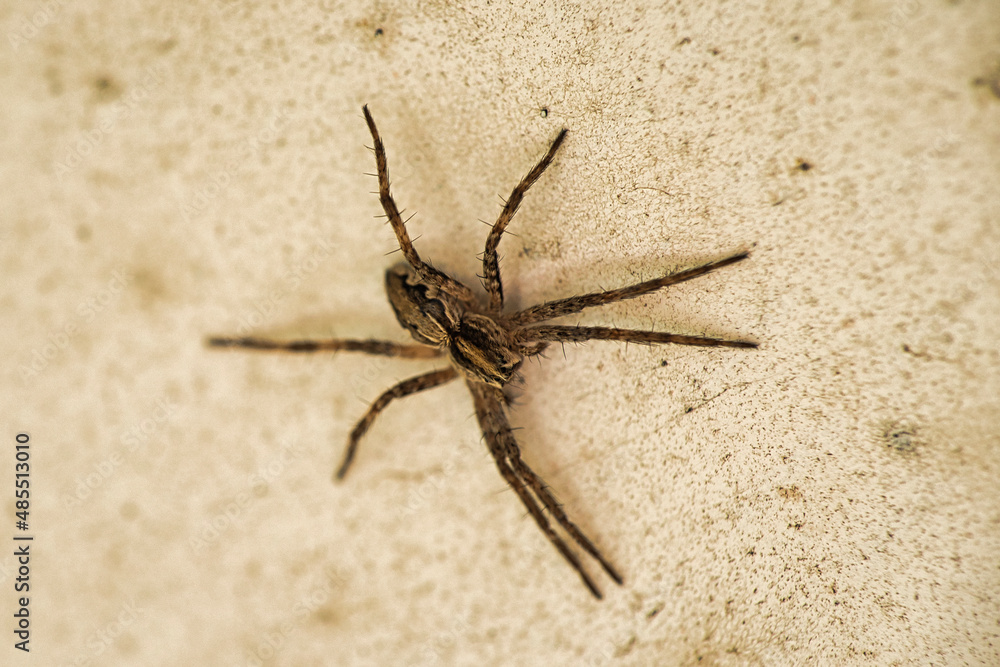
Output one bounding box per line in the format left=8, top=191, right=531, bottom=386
left=3, top=1, right=999, bottom=665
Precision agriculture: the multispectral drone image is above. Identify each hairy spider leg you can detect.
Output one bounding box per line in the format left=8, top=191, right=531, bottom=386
left=482, top=128, right=568, bottom=315
left=207, top=336, right=444, bottom=358
left=337, top=367, right=458, bottom=480
left=518, top=326, right=758, bottom=349
left=508, top=252, right=752, bottom=326
left=505, top=454, right=623, bottom=585
left=362, top=105, right=477, bottom=307
left=468, top=380, right=621, bottom=599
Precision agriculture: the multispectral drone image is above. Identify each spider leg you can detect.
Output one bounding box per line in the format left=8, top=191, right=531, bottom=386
left=467, top=380, right=618, bottom=599
left=207, top=336, right=443, bottom=358
left=495, top=445, right=604, bottom=599
left=517, top=325, right=758, bottom=349
left=337, top=367, right=458, bottom=480
left=482, top=129, right=568, bottom=315
left=517, top=341, right=549, bottom=358
left=507, top=252, right=750, bottom=326
left=362, top=105, right=477, bottom=306
left=505, top=454, right=623, bottom=586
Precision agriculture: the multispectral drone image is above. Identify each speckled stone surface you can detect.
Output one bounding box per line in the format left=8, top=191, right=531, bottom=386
left=3, top=1, right=999, bottom=664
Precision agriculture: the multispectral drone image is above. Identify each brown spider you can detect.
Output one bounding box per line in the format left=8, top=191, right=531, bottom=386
left=208, top=105, right=757, bottom=599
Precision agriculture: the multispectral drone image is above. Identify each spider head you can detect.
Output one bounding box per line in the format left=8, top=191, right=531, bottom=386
left=385, top=263, right=455, bottom=346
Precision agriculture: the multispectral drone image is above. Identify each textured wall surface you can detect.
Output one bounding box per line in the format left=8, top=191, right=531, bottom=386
left=3, top=1, right=999, bottom=665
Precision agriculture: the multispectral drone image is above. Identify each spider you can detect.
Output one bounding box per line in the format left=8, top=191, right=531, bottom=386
left=208, top=105, right=757, bottom=599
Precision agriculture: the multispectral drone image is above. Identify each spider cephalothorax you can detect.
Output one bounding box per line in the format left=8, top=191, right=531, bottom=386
left=209, top=106, right=757, bottom=599
left=385, top=261, right=526, bottom=387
